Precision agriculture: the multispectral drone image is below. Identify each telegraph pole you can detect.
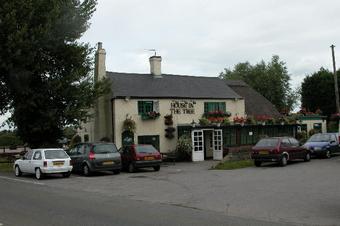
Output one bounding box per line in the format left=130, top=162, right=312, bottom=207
left=331, top=44, right=340, bottom=113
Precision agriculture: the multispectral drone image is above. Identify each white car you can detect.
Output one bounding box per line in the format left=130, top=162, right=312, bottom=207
left=14, top=148, right=73, bottom=180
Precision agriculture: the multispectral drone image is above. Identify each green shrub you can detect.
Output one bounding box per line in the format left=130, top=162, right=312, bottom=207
left=176, top=135, right=192, bottom=161
left=199, top=118, right=210, bottom=126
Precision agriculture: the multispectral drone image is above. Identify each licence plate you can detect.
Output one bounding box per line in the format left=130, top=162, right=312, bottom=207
left=145, top=157, right=155, bottom=160
left=102, top=161, right=114, bottom=165
left=53, top=161, right=64, bottom=166
left=259, top=150, right=268, bottom=155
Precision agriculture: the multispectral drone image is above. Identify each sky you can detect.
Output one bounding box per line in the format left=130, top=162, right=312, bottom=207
left=1, top=0, right=340, bottom=129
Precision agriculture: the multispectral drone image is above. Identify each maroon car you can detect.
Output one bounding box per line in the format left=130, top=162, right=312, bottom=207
left=120, top=144, right=162, bottom=173
left=251, top=137, right=311, bottom=167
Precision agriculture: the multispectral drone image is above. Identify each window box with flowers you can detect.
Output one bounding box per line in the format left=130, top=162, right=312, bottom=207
left=233, top=116, right=246, bottom=125
left=203, top=111, right=231, bottom=123
left=141, top=111, right=161, bottom=120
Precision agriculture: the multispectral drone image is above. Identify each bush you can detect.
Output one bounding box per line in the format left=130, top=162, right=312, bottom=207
left=308, top=129, right=317, bottom=137
left=199, top=118, right=210, bottom=126
left=69, top=134, right=81, bottom=148
left=296, top=131, right=307, bottom=143
left=176, top=135, right=192, bottom=161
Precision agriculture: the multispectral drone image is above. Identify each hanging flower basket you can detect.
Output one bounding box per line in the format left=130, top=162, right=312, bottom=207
left=123, top=117, right=136, bottom=132
left=164, top=114, right=173, bottom=125
left=203, top=111, right=231, bottom=118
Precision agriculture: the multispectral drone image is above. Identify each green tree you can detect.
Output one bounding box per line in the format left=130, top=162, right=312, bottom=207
left=0, top=0, right=106, bottom=147
left=301, top=67, right=340, bottom=117
left=0, top=130, right=23, bottom=147
left=220, top=55, right=297, bottom=113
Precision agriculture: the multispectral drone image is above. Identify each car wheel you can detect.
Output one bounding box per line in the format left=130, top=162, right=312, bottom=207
left=62, top=172, right=71, bottom=178
left=325, top=150, right=331, bottom=159
left=113, top=169, right=121, bottom=175
left=15, top=165, right=22, bottom=177
left=128, top=163, right=135, bottom=173
left=254, top=161, right=262, bottom=167
left=153, top=165, right=160, bottom=171
left=35, top=168, right=43, bottom=180
left=83, top=164, right=91, bottom=176
left=280, top=155, right=288, bottom=167
left=304, top=152, right=311, bottom=162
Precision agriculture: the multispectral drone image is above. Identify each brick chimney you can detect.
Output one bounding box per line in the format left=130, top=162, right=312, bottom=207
left=149, top=56, right=162, bottom=78
left=94, top=42, right=106, bottom=81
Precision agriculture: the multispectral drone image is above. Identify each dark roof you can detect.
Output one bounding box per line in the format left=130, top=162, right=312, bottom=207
left=107, top=72, right=242, bottom=99
left=225, top=80, right=281, bottom=117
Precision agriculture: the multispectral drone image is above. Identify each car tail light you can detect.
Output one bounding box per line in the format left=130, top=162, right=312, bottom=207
left=156, top=154, right=161, bottom=160
left=89, top=151, right=95, bottom=160
left=43, top=161, right=47, bottom=167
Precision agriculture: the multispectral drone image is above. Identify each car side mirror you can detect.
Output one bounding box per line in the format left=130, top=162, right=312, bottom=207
left=330, top=140, right=335, bottom=144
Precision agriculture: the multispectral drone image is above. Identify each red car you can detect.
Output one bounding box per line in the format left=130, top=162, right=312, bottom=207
left=120, top=144, right=162, bottom=173
left=251, top=137, right=311, bottom=167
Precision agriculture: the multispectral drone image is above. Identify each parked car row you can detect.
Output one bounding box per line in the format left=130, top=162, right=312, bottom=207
left=14, top=143, right=162, bottom=180
left=251, top=133, right=340, bottom=167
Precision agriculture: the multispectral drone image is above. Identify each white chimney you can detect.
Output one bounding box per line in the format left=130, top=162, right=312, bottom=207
left=94, top=42, right=106, bottom=81
left=149, top=56, right=162, bottom=77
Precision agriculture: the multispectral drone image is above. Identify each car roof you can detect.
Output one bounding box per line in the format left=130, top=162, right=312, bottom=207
left=32, top=148, right=64, bottom=151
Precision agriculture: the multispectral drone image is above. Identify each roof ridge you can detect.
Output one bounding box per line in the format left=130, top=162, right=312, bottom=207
left=106, top=71, right=221, bottom=79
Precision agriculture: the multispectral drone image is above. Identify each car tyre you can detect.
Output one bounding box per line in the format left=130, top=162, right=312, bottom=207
left=153, top=165, right=160, bottom=171
left=325, top=150, right=331, bottom=159
left=15, top=165, right=22, bottom=177
left=62, top=172, right=71, bottom=178
left=128, top=163, right=135, bottom=173
left=113, top=169, right=121, bottom=175
left=254, top=161, right=262, bottom=167
left=304, top=152, right=311, bottom=162
left=35, top=168, right=43, bottom=180
left=280, top=155, right=288, bottom=167
left=83, top=164, right=91, bottom=176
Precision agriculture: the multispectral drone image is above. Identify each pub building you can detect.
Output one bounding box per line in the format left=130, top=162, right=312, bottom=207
left=79, top=43, right=287, bottom=161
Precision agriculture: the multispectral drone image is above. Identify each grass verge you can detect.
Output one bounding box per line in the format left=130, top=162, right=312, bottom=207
left=0, top=162, right=13, bottom=172
left=212, top=159, right=254, bottom=170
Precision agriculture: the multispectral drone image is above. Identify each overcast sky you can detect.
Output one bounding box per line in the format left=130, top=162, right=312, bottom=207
left=1, top=0, right=340, bottom=129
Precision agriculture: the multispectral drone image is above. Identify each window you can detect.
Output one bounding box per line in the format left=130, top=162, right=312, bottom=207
left=25, top=150, right=33, bottom=160
left=138, top=135, right=160, bottom=151
left=44, top=150, right=68, bottom=159
left=204, top=102, right=226, bottom=113
left=281, top=138, right=291, bottom=147
left=288, top=138, right=299, bottom=147
left=33, top=151, right=42, bottom=160
left=138, top=101, right=153, bottom=114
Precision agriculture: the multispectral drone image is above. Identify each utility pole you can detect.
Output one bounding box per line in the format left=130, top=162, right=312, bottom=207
left=331, top=44, right=340, bottom=113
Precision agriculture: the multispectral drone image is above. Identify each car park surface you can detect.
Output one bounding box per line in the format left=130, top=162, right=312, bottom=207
left=14, top=148, right=72, bottom=179
left=5, top=155, right=340, bottom=226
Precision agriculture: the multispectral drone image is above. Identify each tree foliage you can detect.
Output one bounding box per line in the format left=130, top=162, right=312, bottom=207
left=219, top=55, right=297, bottom=113
left=0, top=0, right=105, bottom=147
left=0, top=130, right=23, bottom=147
left=301, top=67, right=340, bottom=117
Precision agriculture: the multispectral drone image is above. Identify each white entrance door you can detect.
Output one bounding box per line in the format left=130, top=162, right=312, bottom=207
left=192, top=130, right=204, bottom=162
left=213, top=129, right=223, bottom=160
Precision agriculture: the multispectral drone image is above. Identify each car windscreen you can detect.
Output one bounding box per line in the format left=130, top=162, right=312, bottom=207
left=93, top=144, right=118, bottom=154
left=255, top=138, right=279, bottom=147
left=308, top=134, right=331, bottom=142
left=44, top=150, right=69, bottom=159
left=136, top=145, right=157, bottom=153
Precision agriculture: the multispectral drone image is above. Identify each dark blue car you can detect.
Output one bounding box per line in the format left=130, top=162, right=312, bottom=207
left=303, top=133, right=340, bottom=158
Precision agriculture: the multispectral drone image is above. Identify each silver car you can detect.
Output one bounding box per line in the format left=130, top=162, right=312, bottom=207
left=14, top=148, right=73, bottom=180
